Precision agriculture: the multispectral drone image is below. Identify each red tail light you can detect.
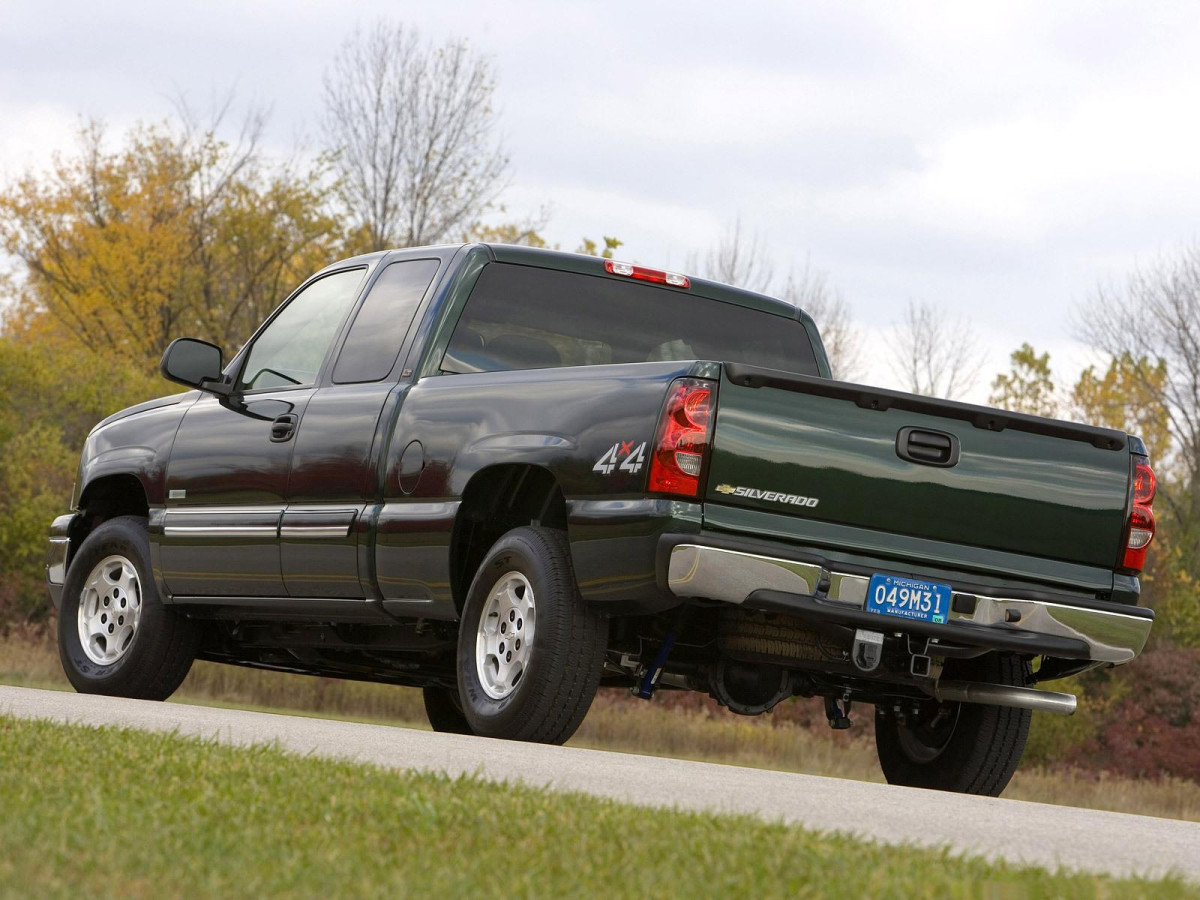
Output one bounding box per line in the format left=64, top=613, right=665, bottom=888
left=1122, top=457, right=1157, bottom=572
left=604, top=259, right=690, bottom=289
left=647, top=378, right=716, bottom=497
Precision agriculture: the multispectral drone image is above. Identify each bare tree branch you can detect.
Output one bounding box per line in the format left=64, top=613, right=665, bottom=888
left=887, top=300, right=982, bottom=400
left=1073, top=243, right=1200, bottom=543
left=690, top=217, right=774, bottom=294
left=779, top=263, right=865, bottom=382
left=690, top=218, right=865, bottom=380
left=322, top=21, right=510, bottom=251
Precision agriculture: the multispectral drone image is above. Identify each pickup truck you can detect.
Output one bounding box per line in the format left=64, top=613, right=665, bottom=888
left=47, top=243, right=1157, bottom=796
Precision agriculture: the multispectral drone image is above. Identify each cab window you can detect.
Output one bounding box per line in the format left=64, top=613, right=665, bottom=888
left=238, top=268, right=366, bottom=391
left=332, top=259, right=440, bottom=384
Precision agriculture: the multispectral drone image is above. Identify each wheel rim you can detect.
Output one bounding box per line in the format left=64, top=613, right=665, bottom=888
left=76, top=555, right=142, bottom=666
left=896, top=702, right=961, bottom=764
left=475, top=571, right=536, bottom=700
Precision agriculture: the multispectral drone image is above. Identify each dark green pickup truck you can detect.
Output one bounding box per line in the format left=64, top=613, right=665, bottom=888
left=47, top=243, right=1157, bottom=795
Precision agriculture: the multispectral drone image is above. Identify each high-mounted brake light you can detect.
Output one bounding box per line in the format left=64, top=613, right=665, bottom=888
left=647, top=378, right=715, bottom=497
left=1121, top=456, right=1157, bottom=573
left=604, top=259, right=690, bottom=289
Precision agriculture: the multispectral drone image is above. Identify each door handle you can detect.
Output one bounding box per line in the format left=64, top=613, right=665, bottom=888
left=270, top=414, right=299, bottom=443
left=896, top=426, right=960, bottom=468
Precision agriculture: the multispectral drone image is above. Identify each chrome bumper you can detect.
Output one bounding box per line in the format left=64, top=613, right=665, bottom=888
left=667, top=544, right=1151, bottom=665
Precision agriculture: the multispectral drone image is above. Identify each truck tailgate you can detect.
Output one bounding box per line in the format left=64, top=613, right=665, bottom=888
left=707, top=366, right=1131, bottom=571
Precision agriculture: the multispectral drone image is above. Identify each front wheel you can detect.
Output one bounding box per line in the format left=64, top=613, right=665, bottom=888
left=422, top=686, right=473, bottom=734
left=58, top=516, right=199, bottom=700
left=875, top=653, right=1032, bottom=796
left=456, top=526, right=606, bottom=744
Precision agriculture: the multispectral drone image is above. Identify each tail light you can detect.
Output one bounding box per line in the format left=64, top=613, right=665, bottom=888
left=1121, top=456, right=1157, bottom=572
left=647, top=378, right=716, bottom=497
left=604, top=259, right=690, bottom=289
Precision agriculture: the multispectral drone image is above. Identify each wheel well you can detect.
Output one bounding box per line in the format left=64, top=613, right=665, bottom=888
left=77, top=474, right=150, bottom=538
left=450, top=465, right=568, bottom=615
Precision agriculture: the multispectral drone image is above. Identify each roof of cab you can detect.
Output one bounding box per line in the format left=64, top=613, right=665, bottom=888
left=317, top=242, right=809, bottom=325
left=481, top=243, right=804, bottom=322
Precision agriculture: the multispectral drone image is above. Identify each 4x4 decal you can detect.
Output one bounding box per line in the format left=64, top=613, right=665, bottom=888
left=593, top=440, right=647, bottom=476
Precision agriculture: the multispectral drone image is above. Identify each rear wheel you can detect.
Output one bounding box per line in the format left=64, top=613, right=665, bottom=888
left=875, top=653, right=1032, bottom=796
left=422, top=686, right=472, bottom=734
left=58, top=516, right=199, bottom=700
left=456, top=526, right=606, bottom=744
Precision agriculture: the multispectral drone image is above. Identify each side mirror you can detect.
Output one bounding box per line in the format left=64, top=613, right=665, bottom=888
left=159, top=338, right=231, bottom=395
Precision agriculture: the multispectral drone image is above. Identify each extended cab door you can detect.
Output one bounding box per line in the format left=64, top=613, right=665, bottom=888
left=159, top=267, right=368, bottom=597
left=281, top=256, right=442, bottom=598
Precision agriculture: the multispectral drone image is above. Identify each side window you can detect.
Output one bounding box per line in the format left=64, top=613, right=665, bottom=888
left=332, top=259, right=440, bottom=384
left=239, top=268, right=366, bottom=391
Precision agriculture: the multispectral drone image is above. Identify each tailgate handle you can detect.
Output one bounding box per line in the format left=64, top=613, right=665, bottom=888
left=896, top=427, right=960, bottom=468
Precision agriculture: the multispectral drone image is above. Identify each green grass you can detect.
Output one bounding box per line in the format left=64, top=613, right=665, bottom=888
left=0, top=717, right=1193, bottom=899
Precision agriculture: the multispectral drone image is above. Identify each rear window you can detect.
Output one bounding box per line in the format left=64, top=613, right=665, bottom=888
left=441, top=264, right=819, bottom=375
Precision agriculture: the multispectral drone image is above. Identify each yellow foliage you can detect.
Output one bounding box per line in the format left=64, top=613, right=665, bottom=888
left=989, top=343, right=1057, bottom=417
left=1072, top=353, right=1172, bottom=462
left=0, top=120, right=339, bottom=371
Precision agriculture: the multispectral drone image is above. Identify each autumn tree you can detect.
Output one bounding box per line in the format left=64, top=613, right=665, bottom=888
left=989, top=343, right=1057, bottom=417
left=0, top=111, right=339, bottom=369
left=887, top=300, right=982, bottom=400
left=1072, top=354, right=1172, bottom=457
left=323, top=21, right=509, bottom=253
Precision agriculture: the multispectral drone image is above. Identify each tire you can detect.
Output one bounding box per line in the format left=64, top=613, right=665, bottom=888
left=456, top=526, right=606, bottom=744
left=58, top=516, right=199, bottom=700
left=719, top=608, right=836, bottom=664
left=422, top=686, right=473, bottom=734
left=875, top=653, right=1032, bottom=796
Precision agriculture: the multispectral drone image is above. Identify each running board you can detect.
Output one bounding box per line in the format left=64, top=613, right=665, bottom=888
left=933, top=680, right=1077, bottom=716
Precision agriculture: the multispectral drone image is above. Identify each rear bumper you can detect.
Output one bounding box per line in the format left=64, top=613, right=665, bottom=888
left=666, top=543, right=1152, bottom=666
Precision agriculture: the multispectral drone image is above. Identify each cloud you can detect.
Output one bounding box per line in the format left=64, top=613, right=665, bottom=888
left=2, top=0, right=1198, bottom=405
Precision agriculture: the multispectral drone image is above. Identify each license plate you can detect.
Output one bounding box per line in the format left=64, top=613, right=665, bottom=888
left=865, top=574, right=951, bottom=625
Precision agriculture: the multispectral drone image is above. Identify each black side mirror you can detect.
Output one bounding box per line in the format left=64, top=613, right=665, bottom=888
left=159, top=338, right=231, bottom=395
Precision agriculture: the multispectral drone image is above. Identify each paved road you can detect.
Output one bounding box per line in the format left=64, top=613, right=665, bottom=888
left=4, top=685, right=1198, bottom=882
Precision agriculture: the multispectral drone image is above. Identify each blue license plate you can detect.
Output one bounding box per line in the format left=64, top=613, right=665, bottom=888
left=865, top=574, right=951, bottom=625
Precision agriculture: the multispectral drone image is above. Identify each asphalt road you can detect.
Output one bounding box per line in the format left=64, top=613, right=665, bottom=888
left=4, top=685, right=1198, bottom=882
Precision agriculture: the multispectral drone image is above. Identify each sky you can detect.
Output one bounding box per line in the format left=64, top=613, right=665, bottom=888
left=3, top=0, right=1199, bottom=400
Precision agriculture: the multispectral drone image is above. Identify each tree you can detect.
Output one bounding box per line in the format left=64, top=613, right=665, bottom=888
left=0, top=111, right=338, bottom=369
left=1072, top=354, right=1172, bottom=457
left=692, top=218, right=864, bottom=379
left=323, top=21, right=509, bottom=253
left=574, top=236, right=622, bottom=259
left=466, top=221, right=622, bottom=259
left=780, top=266, right=865, bottom=382
left=691, top=217, right=774, bottom=293
left=887, top=300, right=982, bottom=400
left=989, top=343, right=1057, bottom=417
left=1074, top=245, right=1200, bottom=575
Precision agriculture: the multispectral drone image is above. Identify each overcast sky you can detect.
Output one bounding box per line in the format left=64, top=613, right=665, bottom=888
left=3, top=0, right=1198, bottom=399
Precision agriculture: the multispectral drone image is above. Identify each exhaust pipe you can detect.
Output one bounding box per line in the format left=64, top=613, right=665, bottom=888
left=934, top=680, right=1077, bottom=716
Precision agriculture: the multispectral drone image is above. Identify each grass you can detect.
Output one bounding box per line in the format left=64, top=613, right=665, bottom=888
left=6, top=630, right=1200, bottom=823
left=1, top=716, right=1195, bottom=899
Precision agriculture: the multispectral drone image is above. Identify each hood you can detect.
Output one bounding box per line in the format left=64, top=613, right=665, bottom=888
left=90, top=391, right=198, bottom=434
